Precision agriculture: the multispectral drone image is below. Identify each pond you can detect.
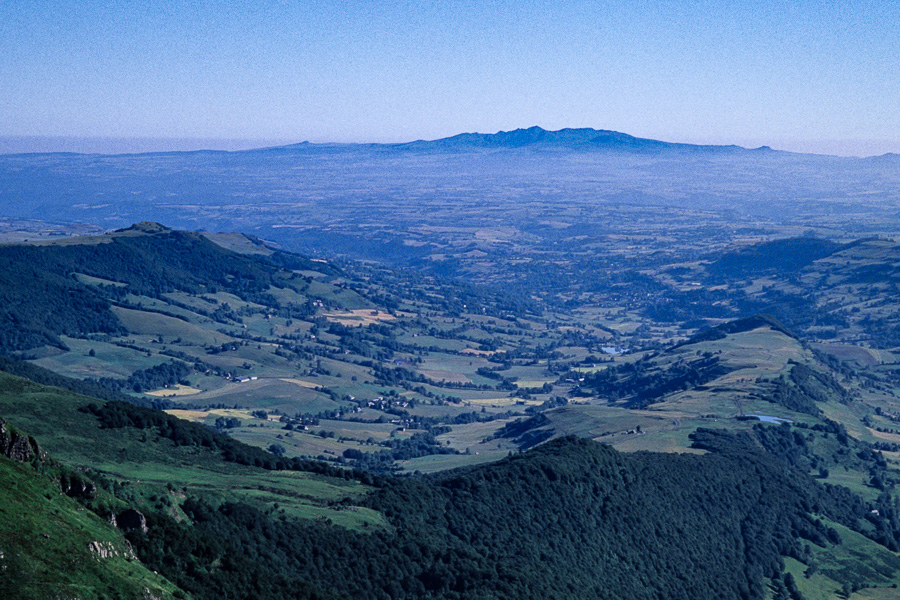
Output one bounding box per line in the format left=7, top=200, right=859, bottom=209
left=750, top=412, right=793, bottom=425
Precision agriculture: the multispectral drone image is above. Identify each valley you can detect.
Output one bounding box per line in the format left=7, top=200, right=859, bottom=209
left=4, top=130, right=900, bottom=598
left=6, top=221, right=900, bottom=480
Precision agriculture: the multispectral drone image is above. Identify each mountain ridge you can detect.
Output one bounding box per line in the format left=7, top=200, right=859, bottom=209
left=395, top=125, right=780, bottom=155
left=3, top=126, right=794, bottom=158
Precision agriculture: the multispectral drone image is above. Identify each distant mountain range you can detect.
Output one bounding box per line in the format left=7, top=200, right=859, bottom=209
left=266, top=126, right=780, bottom=157
left=6, top=126, right=898, bottom=159
left=394, top=126, right=777, bottom=155
left=1, top=124, right=899, bottom=258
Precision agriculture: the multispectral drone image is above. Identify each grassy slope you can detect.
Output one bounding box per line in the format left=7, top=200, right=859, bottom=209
left=0, top=371, right=385, bottom=530
left=508, top=323, right=812, bottom=450
left=782, top=519, right=900, bottom=599
left=0, top=455, right=182, bottom=600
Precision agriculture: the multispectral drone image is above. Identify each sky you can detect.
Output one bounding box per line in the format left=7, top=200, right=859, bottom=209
left=1, top=1, right=898, bottom=156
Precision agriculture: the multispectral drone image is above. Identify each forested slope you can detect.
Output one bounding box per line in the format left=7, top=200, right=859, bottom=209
left=122, top=435, right=900, bottom=600
left=6, top=362, right=898, bottom=600
left=0, top=222, right=331, bottom=353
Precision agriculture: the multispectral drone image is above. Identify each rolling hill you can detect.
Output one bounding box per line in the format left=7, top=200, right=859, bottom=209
left=3, top=224, right=900, bottom=470
left=0, top=223, right=558, bottom=471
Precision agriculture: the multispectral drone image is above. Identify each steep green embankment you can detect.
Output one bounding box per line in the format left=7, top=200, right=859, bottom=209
left=0, top=419, right=182, bottom=600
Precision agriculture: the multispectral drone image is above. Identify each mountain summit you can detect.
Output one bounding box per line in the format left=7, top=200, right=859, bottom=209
left=400, top=126, right=774, bottom=154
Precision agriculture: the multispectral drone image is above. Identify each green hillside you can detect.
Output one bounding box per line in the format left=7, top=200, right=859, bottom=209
left=6, top=387, right=900, bottom=600
left=6, top=225, right=900, bottom=598
left=0, top=369, right=384, bottom=529
left=0, top=224, right=569, bottom=471
left=0, top=419, right=182, bottom=600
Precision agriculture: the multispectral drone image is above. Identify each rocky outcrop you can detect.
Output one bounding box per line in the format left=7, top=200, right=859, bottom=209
left=59, top=471, right=97, bottom=499
left=0, top=419, right=95, bottom=498
left=88, top=540, right=136, bottom=560
left=117, top=509, right=148, bottom=534
left=0, top=417, right=45, bottom=463
left=88, top=540, right=118, bottom=559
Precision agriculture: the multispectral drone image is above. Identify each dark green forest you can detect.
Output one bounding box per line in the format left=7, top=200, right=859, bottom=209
left=115, top=433, right=896, bottom=600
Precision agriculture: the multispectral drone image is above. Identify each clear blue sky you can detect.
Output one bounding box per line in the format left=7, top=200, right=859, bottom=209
left=2, top=1, right=898, bottom=155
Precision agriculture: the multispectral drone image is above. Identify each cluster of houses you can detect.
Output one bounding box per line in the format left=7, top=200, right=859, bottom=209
left=366, top=396, right=410, bottom=410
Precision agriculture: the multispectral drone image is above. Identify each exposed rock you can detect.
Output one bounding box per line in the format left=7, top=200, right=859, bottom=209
left=0, top=417, right=46, bottom=463
left=59, top=471, right=97, bottom=499
left=117, top=509, right=148, bottom=534
left=88, top=540, right=136, bottom=561
left=88, top=540, right=116, bottom=559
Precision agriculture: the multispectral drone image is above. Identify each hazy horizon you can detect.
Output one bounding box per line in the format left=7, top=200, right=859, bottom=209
left=1, top=130, right=897, bottom=158
left=3, top=2, right=897, bottom=157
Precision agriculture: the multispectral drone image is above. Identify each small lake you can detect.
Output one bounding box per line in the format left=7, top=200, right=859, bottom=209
left=750, top=412, right=793, bottom=424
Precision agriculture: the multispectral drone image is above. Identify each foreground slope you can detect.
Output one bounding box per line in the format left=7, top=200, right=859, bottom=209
left=0, top=419, right=183, bottom=600
left=0, top=368, right=384, bottom=529
left=5, top=376, right=900, bottom=600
